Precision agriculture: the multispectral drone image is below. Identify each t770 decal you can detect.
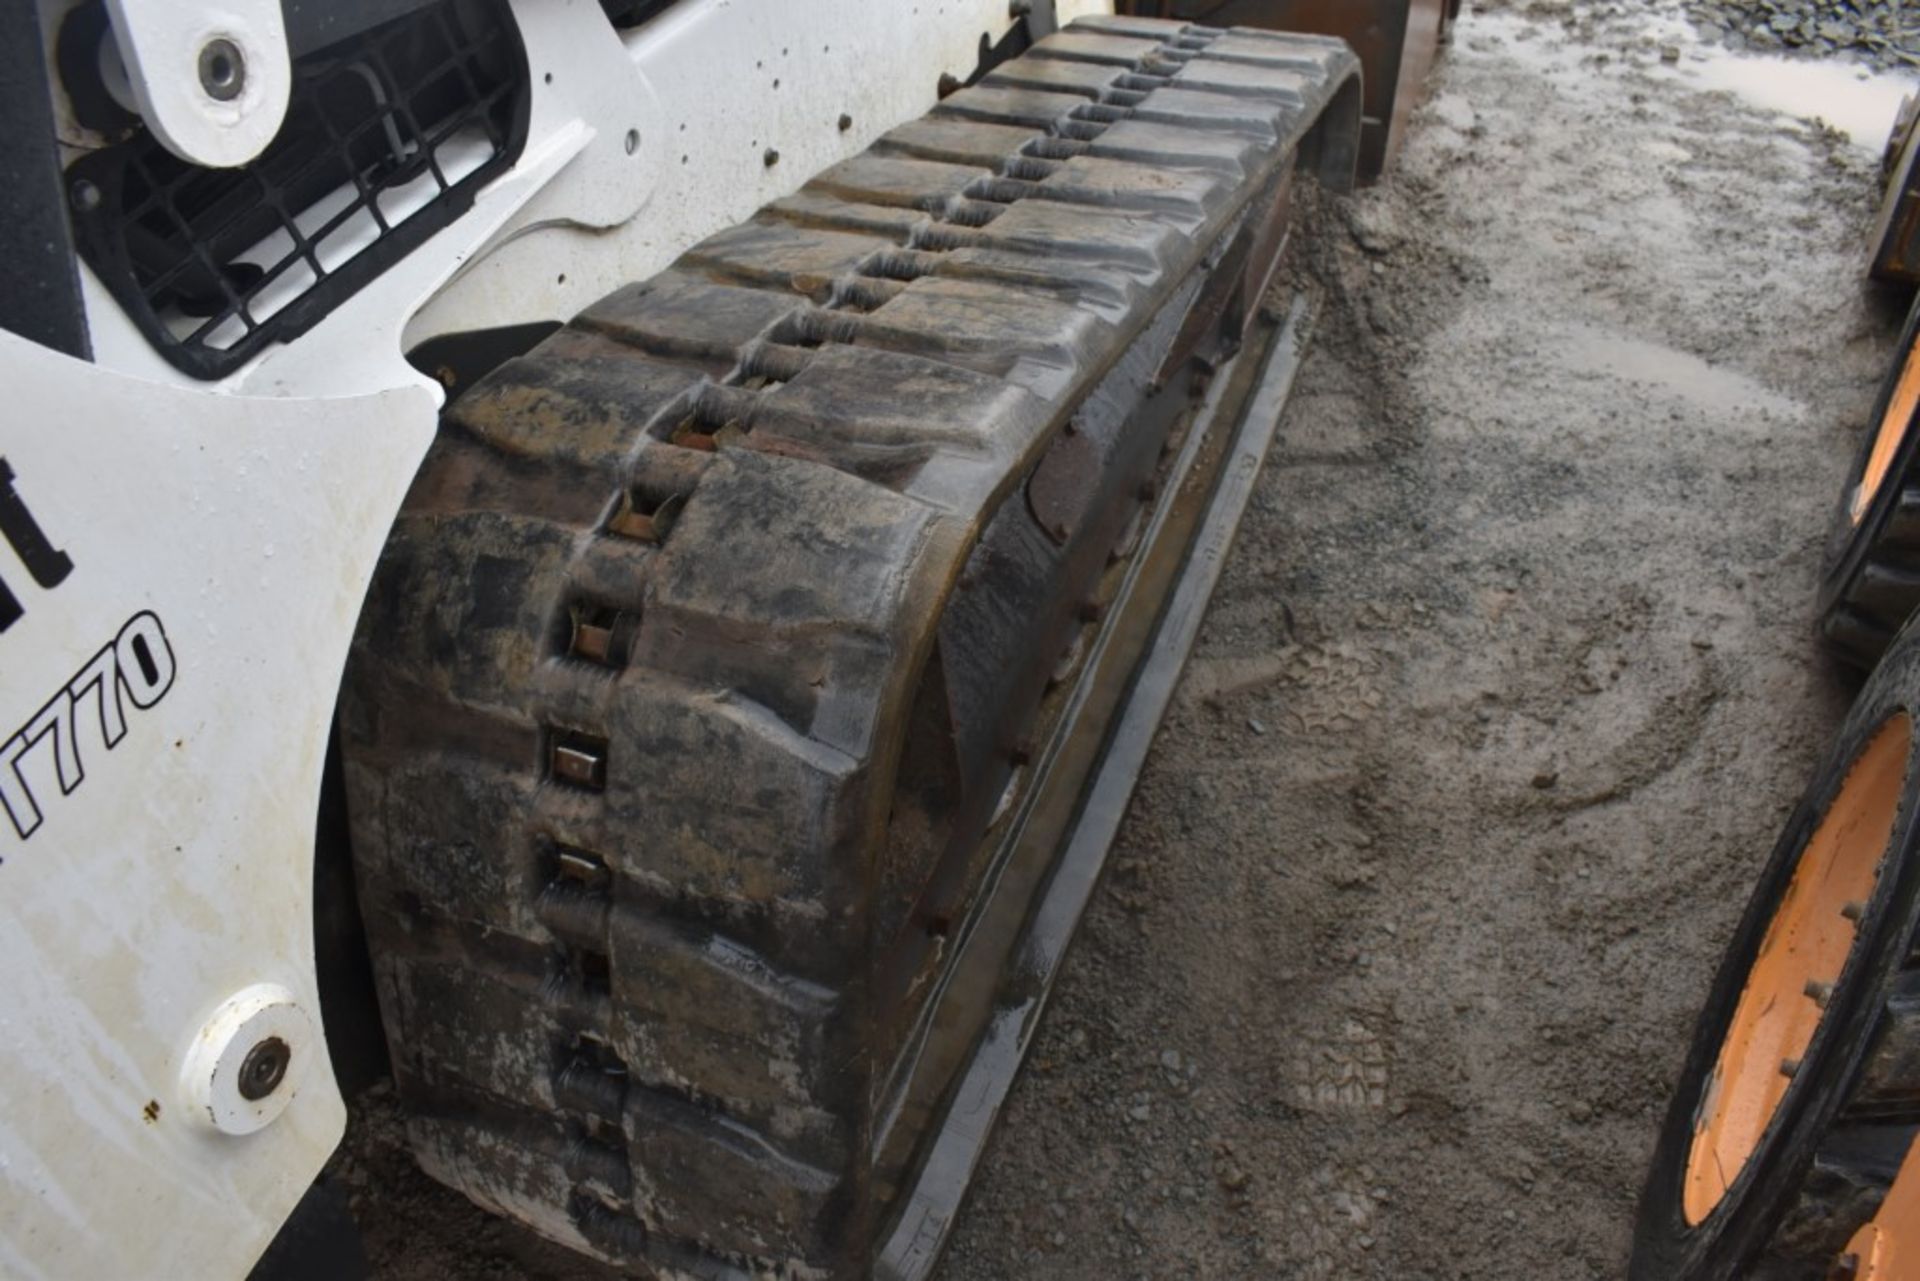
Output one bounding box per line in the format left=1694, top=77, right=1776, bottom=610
left=1, top=611, right=176, bottom=845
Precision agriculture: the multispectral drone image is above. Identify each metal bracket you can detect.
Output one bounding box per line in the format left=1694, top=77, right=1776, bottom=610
left=102, top=0, right=292, bottom=168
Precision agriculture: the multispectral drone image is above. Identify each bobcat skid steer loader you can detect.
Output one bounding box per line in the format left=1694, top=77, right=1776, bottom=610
left=0, top=0, right=1370, bottom=1275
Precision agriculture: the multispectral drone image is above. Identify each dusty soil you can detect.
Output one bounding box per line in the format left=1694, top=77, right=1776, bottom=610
left=343, top=5, right=1912, bottom=1277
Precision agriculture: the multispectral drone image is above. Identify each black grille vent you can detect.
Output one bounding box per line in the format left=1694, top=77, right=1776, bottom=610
left=65, top=0, right=529, bottom=380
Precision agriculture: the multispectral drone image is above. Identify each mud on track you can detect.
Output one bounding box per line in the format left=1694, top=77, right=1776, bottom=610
left=342, top=4, right=1913, bottom=1276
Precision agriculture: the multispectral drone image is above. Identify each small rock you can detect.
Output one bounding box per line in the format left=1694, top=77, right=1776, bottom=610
left=1659, top=43, right=1681, bottom=61
left=1430, top=93, right=1478, bottom=134
left=1531, top=770, right=1559, bottom=789
left=1570, top=1099, right=1593, bottom=1122
left=1247, top=717, right=1267, bottom=735
left=1160, top=1049, right=1182, bottom=1072
left=1345, top=203, right=1396, bottom=254
left=1128, top=1104, right=1152, bottom=1122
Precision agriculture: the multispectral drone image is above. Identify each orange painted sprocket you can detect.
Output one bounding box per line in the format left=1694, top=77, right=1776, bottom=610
left=1631, top=621, right=1920, bottom=1279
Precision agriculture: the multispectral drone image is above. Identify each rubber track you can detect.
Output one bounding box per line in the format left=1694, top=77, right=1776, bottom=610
left=1820, top=299, right=1920, bottom=668
left=342, top=16, right=1356, bottom=1277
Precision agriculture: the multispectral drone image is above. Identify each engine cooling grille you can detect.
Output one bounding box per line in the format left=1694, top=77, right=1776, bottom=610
left=65, top=0, right=529, bottom=380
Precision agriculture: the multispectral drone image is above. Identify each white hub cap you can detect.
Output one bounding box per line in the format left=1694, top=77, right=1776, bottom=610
left=180, top=984, right=316, bottom=1136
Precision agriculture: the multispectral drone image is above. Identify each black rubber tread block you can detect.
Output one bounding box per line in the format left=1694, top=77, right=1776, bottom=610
left=641, top=449, right=937, bottom=752
left=1027, top=29, right=1168, bottom=65
left=679, top=220, right=902, bottom=298
left=409, top=1097, right=836, bottom=1271
left=1032, top=154, right=1224, bottom=222
left=805, top=153, right=995, bottom=212
left=437, top=330, right=715, bottom=503
left=350, top=509, right=579, bottom=702
left=1818, top=294, right=1920, bottom=668
left=380, top=940, right=849, bottom=1159
left=746, top=344, right=1053, bottom=506
left=762, top=191, right=930, bottom=240
left=578, top=272, right=815, bottom=363
left=927, top=84, right=1094, bottom=130
left=350, top=762, right=547, bottom=932
left=980, top=54, right=1137, bottom=98
left=939, top=199, right=1181, bottom=275
left=837, top=275, right=1119, bottom=398
left=1133, top=84, right=1296, bottom=136
left=341, top=14, right=1359, bottom=1275
left=1821, top=603, right=1896, bottom=671
left=1631, top=621, right=1920, bottom=1278
left=1088, top=117, right=1265, bottom=174
left=874, top=118, right=1045, bottom=169
left=1849, top=556, right=1920, bottom=630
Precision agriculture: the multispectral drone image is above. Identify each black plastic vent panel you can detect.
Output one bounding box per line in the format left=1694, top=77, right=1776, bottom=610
left=66, top=0, right=529, bottom=380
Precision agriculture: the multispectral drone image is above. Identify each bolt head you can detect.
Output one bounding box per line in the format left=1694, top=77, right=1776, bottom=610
left=198, top=37, right=246, bottom=102
left=238, top=1036, right=291, bottom=1101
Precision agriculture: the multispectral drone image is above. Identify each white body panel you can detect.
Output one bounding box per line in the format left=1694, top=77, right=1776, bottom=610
left=0, top=337, right=431, bottom=1278
left=0, top=1, right=1111, bottom=1277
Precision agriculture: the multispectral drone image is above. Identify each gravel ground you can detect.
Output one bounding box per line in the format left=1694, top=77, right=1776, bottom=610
left=1679, top=0, right=1920, bottom=68
left=941, top=6, right=1908, bottom=1278
left=343, top=5, right=1913, bottom=1277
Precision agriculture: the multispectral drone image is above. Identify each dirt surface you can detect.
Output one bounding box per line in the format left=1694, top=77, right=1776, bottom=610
left=343, top=5, right=1913, bottom=1277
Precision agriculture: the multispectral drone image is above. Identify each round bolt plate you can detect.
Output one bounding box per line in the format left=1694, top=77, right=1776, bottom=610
left=180, top=984, right=314, bottom=1135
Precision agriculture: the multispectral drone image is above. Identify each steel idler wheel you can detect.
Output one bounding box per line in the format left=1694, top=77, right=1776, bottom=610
left=1632, top=619, right=1920, bottom=1279
left=1819, top=297, right=1920, bottom=668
